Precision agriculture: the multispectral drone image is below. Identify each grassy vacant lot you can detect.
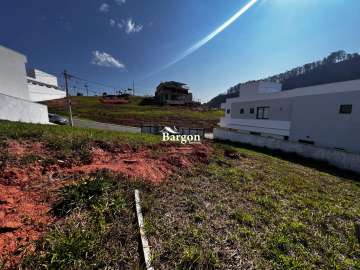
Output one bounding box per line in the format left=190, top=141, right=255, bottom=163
left=141, top=144, right=360, bottom=269
left=1, top=121, right=359, bottom=269
left=46, top=96, right=223, bottom=131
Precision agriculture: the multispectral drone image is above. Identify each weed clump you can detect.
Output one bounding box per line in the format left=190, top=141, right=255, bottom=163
left=179, top=246, right=219, bottom=270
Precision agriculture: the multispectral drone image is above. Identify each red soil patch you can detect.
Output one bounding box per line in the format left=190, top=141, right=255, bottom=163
left=6, top=139, right=46, bottom=158
left=99, top=98, right=129, bottom=104
left=0, top=139, right=212, bottom=268
left=45, top=98, right=79, bottom=108
left=68, top=144, right=210, bottom=183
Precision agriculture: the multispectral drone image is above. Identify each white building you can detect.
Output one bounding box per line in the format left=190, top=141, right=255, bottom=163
left=0, top=45, right=65, bottom=124
left=27, top=68, right=65, bottom=102
left=215, top=80, right=360, bottom=154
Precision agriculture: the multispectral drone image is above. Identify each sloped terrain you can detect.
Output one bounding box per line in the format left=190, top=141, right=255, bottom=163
left=0, top=121, right=212, bottom=269
left=46, top=96, right=223, bottom=131
left=0, top=121, right=359, bottom=269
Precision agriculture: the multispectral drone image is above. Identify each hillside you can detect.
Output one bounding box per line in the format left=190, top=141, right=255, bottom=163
left=1, top=120, right=359, bottom=269
left=46, top=96, right=223, bottom=131
left=208, top=50, right=360, bottom=108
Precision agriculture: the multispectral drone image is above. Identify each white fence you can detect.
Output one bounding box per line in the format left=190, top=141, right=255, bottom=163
left=214, top=127, right=360, bottom=174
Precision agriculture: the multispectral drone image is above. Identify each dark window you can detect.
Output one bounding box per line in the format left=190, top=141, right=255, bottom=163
left=298, top=139, right=314, bottom=145
left=226, top=109, right=230, bottom=114
left=250, top=131, right=261, bottom=136
left=256, top=106, right=269, bottom=119
left=240, top=108, right=244, bottom=114
left=339, top=104, right=352, bottom=114
left=284, top=136, right=289, bottom=141
left=250, top=108, right=254, bottom=114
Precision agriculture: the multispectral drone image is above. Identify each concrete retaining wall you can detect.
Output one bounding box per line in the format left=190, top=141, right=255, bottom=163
left=214, top=127, right=360, bottom=174
left=0, top=93, right=49, bottom=124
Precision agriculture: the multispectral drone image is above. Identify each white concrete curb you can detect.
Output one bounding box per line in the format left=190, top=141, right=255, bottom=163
left=134, top=189, right=154, bottom=270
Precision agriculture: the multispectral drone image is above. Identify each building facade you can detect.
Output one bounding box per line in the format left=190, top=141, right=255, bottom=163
left=27, top=68, right=65, bottom=102
left=0, top=45, right=64, bottom=124
left=216, top=80, right=360, bottom=153
left=155, top=81, right=193, bottom=105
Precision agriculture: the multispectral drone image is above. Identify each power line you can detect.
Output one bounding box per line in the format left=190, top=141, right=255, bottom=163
left=68, top=73, right=129, bottom=90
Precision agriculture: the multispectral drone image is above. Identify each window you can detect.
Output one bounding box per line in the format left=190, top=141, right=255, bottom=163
left=256, top=106, right=269, bottom=119
left=240, top=108, right=244, bottom=114
left=226, top=109, right=230, bottom=114
left=299, top=139, right=314, bottom=145
left=250, top=108, right=254, bottom=114
left=339, top=104, right=352, bottom=114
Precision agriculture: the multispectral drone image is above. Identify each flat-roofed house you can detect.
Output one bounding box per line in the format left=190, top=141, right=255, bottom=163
left=215, top=80, right=360, bottom=154
left=0, top=44, right=64, bottom=124
left=155, top=81, right=193, bottom=105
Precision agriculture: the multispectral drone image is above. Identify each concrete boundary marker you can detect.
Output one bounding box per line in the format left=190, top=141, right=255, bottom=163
left=134, top=189, right=154, bottom=270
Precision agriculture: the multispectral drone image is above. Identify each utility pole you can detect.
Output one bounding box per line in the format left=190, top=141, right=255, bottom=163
left=133, top=80, right=135, bottom=96
left=85, top=84, right=89, bottom=96
left=64, top=70, right=74, bottom=127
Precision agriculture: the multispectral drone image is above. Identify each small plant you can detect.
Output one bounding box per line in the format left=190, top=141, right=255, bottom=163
left=52, top=176, right=111, bottom=217
left=230, top=210, right=255, bottom=227
left=144, top=218, right=157, bottom=235
left=178, top=246, right=219, bottom=270
left=23, top=218, right=100, bottom=269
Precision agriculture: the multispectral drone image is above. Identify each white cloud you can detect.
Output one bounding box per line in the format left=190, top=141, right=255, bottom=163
left=109, top=18, right=123, bottom=29
left=109, top=18, right=143, bottom=34
left=109, top=19, right=116, bottom=27
left=91, top=51, right=125, bottom=68
left=99, top=3, right=110, bottom=13
left=124, top=18, right=143, bottom=34
left=114, top=0, right=125, bottom=5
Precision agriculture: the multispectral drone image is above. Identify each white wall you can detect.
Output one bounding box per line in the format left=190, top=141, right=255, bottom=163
left=214, top=128, right=360, bottom=174
left=0, top=45, right=29, bottom=100
left=27, top=68, right=58, bottom=86
left=28, top=82, right=66, bottom=102
left=219, top=118, right=290, bottom=136
left=0, top=93, right=49, bottom=124
left=0, top=44, right=50, bottom=124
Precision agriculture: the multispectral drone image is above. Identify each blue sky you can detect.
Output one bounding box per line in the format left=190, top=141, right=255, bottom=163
left=1, top=0, right=360, bottom=102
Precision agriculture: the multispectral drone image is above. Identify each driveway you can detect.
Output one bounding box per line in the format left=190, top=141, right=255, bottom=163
left=73, top=118, right=141, bottom=133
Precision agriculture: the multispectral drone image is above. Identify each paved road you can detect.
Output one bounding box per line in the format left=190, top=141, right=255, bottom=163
left=73, top=118, right=141, bottom=133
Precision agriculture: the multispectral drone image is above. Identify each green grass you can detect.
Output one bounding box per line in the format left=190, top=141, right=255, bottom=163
left=140, top=143, right=360, bottom=269
left=46, top=96, right=223, bottom=130
left=0, top=120, right=160, bottom=148
left=22, top=173, right=143, bottom=269
left=2, top=120, right=360, bottom=269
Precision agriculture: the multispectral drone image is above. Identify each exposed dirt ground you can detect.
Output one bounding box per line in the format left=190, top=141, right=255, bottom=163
left=0, top=139, right=212, bottom=268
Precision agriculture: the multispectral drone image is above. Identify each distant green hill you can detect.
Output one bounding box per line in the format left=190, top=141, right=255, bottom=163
left=207, top=50, right=360, bottom=108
